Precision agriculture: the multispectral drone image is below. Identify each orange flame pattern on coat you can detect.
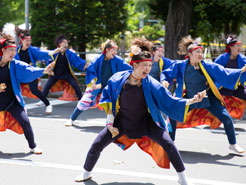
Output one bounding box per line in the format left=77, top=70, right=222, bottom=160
left=50, top=80, right=78, bottom=101
left=177, top=95, right=246, bottom=129
left=115, top=135, right=170, bottom=169
left=21, top=78, right=42, bottom=99
left=223, top=95, right=246, bottom=119
left=0, top=111, right=23, bottom=134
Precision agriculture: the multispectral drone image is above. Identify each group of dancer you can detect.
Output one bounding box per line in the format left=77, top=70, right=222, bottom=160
left=0, top=26, right=246, bottom=185
left=15, top=27, right=86, bottom=114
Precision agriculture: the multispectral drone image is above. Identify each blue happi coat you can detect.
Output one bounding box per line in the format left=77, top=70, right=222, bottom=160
left=99, top=70, right=189, bottom=130
left=85, top=54, right=132, bottom=86
left=15, top=45, right=52, bottom=67
left=8, top=59, right=45, bottom=108
left=49, top=49, right=86, bottom=80
left=214, top=53, right=246, bottom=86
left=162, top=60, right=245, bottom=105
left=159, top=57, right=178, bottom=82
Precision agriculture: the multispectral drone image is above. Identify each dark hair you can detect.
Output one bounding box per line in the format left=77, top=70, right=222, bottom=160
left=101, top=40, right=117, bottom=51
left=15, top=26, right=31, bottom=39
left=178, top=36, right=202, bottom=56
left=55, top=35, right=68, bottom=46
left=0, top=33, right=16, bottom=56
left=152, top=42, right=163, bottom=52
left=130, top=38, right=152, bottom=61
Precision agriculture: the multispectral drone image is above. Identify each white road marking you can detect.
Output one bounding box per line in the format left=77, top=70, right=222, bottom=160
left=29, top=117, right=106, bottom=126
left=25, top=99, right=72, bottom=110
left=0, top=158, right=244, bottom=185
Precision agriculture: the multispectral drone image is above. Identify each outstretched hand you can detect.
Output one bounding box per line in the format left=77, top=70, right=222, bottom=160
left=189, top=90, right=207, bottom=105
left=91, top=82, right=102, bottom=90
left=0, top=83, right=6, bottom=93
left=107, top=125, right=119, bottom=138
left=44, top=61, right=55, bottom=76
left=161, top=80, right=169, bottom=88
left=241, top=64, right=246, bottom=73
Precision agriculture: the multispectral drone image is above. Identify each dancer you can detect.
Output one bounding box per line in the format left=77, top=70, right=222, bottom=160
left=214, top=34, right=246, bottom=100
left=65, top=40, right=131, bottom=126
left=42, top=35, right=86, bottom=103
left=15, top=27, right=53, bottom=114
left=150, top=41, right=174, bottom=87
left=0, top=33, right=53, bottom=154
left=74, top=38, right=206, bottom=185
left=162, top=36, right=246, bottom=153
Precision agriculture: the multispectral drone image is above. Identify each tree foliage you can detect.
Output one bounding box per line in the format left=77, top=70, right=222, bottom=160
left=132, top=24, right=165, bottom=41
left=191, top=0, right=246, bottom=43
left=149, top=0, right=246, bottom=58
left=0, top=0, right=24, bottom=31
left=150, top=0, right=246, bottom=43
left=30, top=0, right=128, bottom=57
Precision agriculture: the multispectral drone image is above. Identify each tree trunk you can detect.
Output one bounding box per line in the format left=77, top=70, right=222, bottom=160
left=165, top=0, right=192, bottom=59
left=231, top=20, right=240, bottom=35
left=0, top=0, right=2, bottom=32
left=78, top=0, right=86, bottom=60
left=78, top=42, right=86, bottom=60
left=224, top=22, right=230, bottom=36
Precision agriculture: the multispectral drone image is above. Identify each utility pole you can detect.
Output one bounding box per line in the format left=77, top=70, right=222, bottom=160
left=25, top=0, right=29, bottom=30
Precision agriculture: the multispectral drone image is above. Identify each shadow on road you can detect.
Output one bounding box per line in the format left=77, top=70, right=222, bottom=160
left=83, top=179, right=154, bottom=185
left=0, top=151, right=32, bottom=159
left=203, top=126, right=246, bottom=133
left=180, top=150, right=245, bottom=168
left=73, top=125, right=105, bottom=133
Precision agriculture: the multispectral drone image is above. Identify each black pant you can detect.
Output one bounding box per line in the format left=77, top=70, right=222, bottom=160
left=83, top=115, right=185, bottom=172
left=42, top=75, right=82, bottom=99
left=7, top=101, right=36, bottom=149
left=28, top=80, right=50, bottom=106
left=220, top=86, right=246, bottom=100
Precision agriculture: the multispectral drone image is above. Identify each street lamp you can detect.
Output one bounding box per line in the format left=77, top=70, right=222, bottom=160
left=25, top=0, right=29, bottom=30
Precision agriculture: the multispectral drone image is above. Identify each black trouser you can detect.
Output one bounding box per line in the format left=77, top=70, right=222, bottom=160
left=7, top=101, right=36, bottom=149
left=83, top=115, right=185, bottom=172
left=28, top=79, right=50, bottom=106
left=220, top=86, right=246, bottom=100
left=43, top=75, right=82, bottom=99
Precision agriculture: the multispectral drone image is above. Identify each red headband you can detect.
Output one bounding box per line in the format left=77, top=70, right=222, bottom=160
left=19, top=36, right=32, bottom=44
left=102, top=46, right=118, bottom=54
left=3, top=45, right=17, bottom=49
left=0, top=38, right=16, bottom=56
left=0, top=45, right=17, bottom=56
left=225, top=41, right=242, bottom=53
left=130, top=59, right=152, bottom=66
left=153, top=46, right=163, bottom=52
left=185, top=46, right=204, bottom=59
left=58, top=39, right=68, bottom=46
left=22, top=36, right=32, bottom=40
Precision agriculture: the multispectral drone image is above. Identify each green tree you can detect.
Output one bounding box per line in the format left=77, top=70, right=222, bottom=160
left=191, top=0, right=246, bottom=43
left=30, top=0, right=59, bottom=49
left=127, top=0, right=152, bottom=31
left=0, top=0, right=25, bottom=31
left=150, top=0, right=192, bottom=59
left=30, top=0, right=128, bottom=59
left=149, top=0, right=246, bottom=59
left=132, top=24, right=165, bottom=41
left=124, top=0, right=165, bottom=47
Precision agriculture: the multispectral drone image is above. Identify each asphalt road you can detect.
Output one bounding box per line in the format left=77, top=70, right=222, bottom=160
left=0, top=97, right=245, bottom=185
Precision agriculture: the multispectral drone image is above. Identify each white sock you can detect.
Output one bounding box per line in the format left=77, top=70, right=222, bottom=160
left=177, top=170, right=188, bottom=183
left=83, top=169, right=92, bottom=177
